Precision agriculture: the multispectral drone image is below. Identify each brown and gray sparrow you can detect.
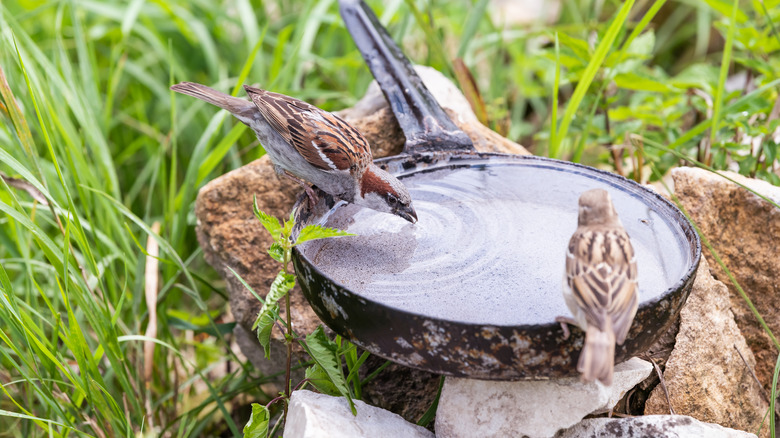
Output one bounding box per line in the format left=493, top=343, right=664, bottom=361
left=170, top=82, right=417, bottom=223
left=562, top=189, right=638, bottom=385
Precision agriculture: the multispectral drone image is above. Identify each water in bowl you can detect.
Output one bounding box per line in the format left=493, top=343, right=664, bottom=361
left=298, top=163, right=688, bottom=326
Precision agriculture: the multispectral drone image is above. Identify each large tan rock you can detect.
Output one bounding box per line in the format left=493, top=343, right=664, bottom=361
left=644, top=258, right=768, bottom=436
left=195, top=66, right=526, bottom=421
left=671, top=167, right=780, bottom=393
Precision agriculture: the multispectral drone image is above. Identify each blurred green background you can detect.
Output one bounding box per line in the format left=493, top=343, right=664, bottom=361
left=0, top=0, right=778, bottom=436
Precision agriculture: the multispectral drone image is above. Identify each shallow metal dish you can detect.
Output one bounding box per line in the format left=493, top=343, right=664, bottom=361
left=289, top=0, right=700, bottom=380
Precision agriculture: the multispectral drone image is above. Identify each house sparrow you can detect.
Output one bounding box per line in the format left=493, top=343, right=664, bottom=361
left=561, top=189, right=638, bottom=385
left=170, top=82, right=418, bottom=223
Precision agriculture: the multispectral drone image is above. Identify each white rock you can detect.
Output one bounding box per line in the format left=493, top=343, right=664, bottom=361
left=555, top=415, right=758, bottom=438
left=435, top=357, right=653, bottom=438
left=489, top=0, right=561, bottom=27
left=283, top=390, right=434, bottom=438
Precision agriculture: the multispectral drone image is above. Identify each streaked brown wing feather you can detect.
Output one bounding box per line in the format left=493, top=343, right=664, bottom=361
left=566, top=227, right=638, bottom=342
left=245, top=87, right=371, bottom=173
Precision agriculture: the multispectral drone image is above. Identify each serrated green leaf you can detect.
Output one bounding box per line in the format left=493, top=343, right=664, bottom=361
left=253, top=305, right=277, bottom=359
left=304, top=326, right=355, bottom=414
left=268, top=271, right=295, bottom=305
left=282, top=215, right=294, bottom=238
left=556, top=33, right=591, bottom=61
left=252, top=271, right=294, bottom=359
left=243, top=403, right=269, bottom=438
left=305, top=364, right=341, bottom=396
left=253, top=195, right=282, bottom=238
left=295, top=225, right=353, bottom=246
left=267, top=242, right=284, bottom=263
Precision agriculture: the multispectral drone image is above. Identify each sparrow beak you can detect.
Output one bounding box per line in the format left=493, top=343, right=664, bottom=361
left=395, top=205, right=418, bottom=224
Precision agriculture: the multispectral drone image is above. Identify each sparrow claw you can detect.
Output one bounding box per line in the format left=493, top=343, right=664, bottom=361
left=304, top=186, right=317, bottom=208
left=555, top=316, right=576, bottom=340
left=282, top=170, right=318, bottom=207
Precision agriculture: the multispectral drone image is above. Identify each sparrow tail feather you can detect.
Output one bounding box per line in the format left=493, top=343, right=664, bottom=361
left=578, top=325, right=616, bottom=386
left=170, top=82, right=256, bottom=121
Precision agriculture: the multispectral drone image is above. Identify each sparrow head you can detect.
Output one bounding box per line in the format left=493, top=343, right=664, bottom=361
left=577, top=189, right=620, bottom=227
left=355, top=165, right=417, bottom=223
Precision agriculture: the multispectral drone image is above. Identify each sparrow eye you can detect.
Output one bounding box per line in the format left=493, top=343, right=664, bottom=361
left=386, top=193, right=399, bottom=206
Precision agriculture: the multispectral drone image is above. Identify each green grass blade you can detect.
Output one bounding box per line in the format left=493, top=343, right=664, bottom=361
left=551, top=0, right=635, bottom=158
left=708, top=0, right=739, bottom=160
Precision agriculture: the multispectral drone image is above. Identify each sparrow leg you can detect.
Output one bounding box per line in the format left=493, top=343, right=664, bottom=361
left=280, top=169, right=318, bottom=207
left=555, top=316, right=577, bottom=340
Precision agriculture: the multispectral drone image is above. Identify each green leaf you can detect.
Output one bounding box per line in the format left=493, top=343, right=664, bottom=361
left=304, top=326, right=355, bottom=414
left=253, top=195, right=282, bottom=238
left=253, top=305, right=277, bottom=360
left=267, top=242, right=284, bottom=263
left=243, top=403, right=270, bottom=438
left=556, top=33, right=591, bottom=62
left=167, top=316, right=236, bottom=337
left=625, top=30, right=655, bottom=57
left=670, top=63, right=718, bottom=93
left=702, top=0, right=749, bottom=22
left=252, top=271, right=295, bottom=358
left=305, top=364, right=341, bottom=397
left=614, top=72, right=670, bottom=92
left=295, top=225, right=353, bottom=246
left=282, top=214, right=295, bottom=238
left=267, top=271, right=295, bottom=307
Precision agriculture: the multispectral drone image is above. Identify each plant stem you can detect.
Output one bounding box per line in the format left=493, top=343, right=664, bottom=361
left=283, top=239, right=293, bottom=425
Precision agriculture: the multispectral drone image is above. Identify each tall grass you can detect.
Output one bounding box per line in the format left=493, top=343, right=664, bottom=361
left=1, top=0, right=778, bottom=436
left=0, top=1, right=387, bottom=435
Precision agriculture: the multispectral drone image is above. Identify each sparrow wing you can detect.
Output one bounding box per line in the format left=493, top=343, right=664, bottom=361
left=244, top=86, right=371, bottom=174
left=565, top=227, right=638, bottom=344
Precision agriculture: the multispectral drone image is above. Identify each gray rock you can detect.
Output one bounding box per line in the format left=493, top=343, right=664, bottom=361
left=644, top=258, right=768, bottom=436
left=555, top=415, right=758, bottom=438
left=435, top=358, right=653, bottom=438
left=671, top=166, right=780, bottom=395
left=283, top=390, right=434, bottom=438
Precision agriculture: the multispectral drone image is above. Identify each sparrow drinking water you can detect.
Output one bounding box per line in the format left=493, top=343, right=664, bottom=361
left=171, top=82, right=417, bottom=223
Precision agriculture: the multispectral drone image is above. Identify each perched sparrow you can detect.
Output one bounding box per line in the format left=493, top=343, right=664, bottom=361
left=561, top=189, right=638, bottom=385
left=170, top=82, right=417, bottom=223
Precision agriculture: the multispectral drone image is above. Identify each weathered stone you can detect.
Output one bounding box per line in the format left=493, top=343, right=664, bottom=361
left=555, top=415, right=758, bottom=438
left=195, top=66, right=525, bottom=417
left=644, top=257, right=768, bottom=436
left=671, top=167, right=780, bottom=395
left=435, top=358, right=653, bottom=438
left=283, top=390, right=434, bottom=438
